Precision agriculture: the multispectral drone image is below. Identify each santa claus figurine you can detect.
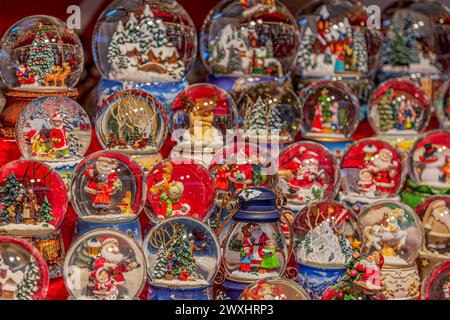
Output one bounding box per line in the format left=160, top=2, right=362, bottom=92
left=423, top=200, right=450, bottom=252
left=353, top=252, right=384, bottom=292
left=366, top=148, right=398, bottom=194
left=15, top=63, right=36, bottom=85
left=49, top=112, right=69, bottom=158
left=357, top=169, right=376, bottom=196
left=84, top=157, right=123, bottom=212
left=248, top=224, right=269, bottom=267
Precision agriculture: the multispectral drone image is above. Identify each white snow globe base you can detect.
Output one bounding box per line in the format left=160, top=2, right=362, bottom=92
left=146, top=282, right=213, bottom=300
left=381, top=264, right=420, bottom=300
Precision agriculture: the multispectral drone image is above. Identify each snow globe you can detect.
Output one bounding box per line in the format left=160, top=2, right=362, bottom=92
left=143, top=216, right=220, bottom=300
left=145, top=159, right=215, bottom=223
left=0, top=236, right=49, bottom=300
left=293, top=0, right=381, bottom=120
left=278, top=141, right=339, bottom=212
left=368, top=78, right=431, bottom=151
left=93, top=0, right=197, bottom=114
left=237, top=81, right=302, bottom=144
left=293, top=201, right=362, bottom=300
left=340, top=138, right=407, bottom=214
left=170, top=83, right=238, bottom=167
left=299, top=80, right=359, bottom=159
left=200, top=0, right=299, bottom=97
left=239, top=277, right=311, bottom=300
left=322, top=251, right=385, bottom=300
left=70, top=151, right=146, bottom=243
left=96, top=89, right=168, bottom=171
left=421, top=260, right=450, bottom=300
left=415, top=195, right=450, bottom=280
left=63, top=229, right=146, bottom=300
left=15, top=95, right=91, bottom=191
left=402, top=129, right=450, bottom=208
left=359, top=201, right=423, bottom=300
left=436, top=79, right=450, bottom=129
left=220, top=186, right=290, bottom=299
left=0, top=15, right=83, bottom=138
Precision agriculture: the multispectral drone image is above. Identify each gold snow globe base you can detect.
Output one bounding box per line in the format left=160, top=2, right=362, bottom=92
left=381, top=263, right=420, bottom=300
left=0, top=88, right=78, bottom=138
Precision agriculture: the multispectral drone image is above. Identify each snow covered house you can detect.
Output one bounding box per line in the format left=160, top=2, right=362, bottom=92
left=0, top=263, right=24, bottom=299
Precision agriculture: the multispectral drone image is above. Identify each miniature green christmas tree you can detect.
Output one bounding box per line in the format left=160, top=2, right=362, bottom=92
left=27, top=24, right=55, bottom=82
left=16, top=258, right=41, bottom=300
left=153, top=246, right=168, bottom=280
left=39, top=197, right=54, bottom=224
left=318, top=89, right=332, bottom=124
left=0, top=173, right=25, bottom=223
left=170, top=224, right=200, bottom=280
left=297, top=27, right=316, bottom=69
left=390, top=20, right=409, bottom=66
left=339, top=234, right=354, bottom=263
left=378, top=90, right=395, bottom=132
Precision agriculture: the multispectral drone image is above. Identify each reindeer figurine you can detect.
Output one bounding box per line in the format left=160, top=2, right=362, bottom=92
left=44, top=62, right=71, bottom=87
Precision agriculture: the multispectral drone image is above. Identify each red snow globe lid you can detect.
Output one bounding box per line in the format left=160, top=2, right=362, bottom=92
left=421, top=260, right=450, bottom=300
left=408, top=129, right=450, bottom=189
left=340, top=138, right=407, bottom=198
left=368, top=79, right=431, bottom=137
left=278, top=141, right=340, bottom=209
left=0, top=160, right=67, bottom=237
left=299, top=80, right=360, bottom=141
left=145, top=159, right=215, bottom=223
left=70, top=151, right=146, bottom=223
left=0, top=236, right=49, bottom=300
left=209, top=142, right=278, bottom=196
left=293, top=201, right=362, bottom=268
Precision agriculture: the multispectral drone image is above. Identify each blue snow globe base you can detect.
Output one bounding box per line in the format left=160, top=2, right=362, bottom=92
left=295, top=262, right=346, bottom=300
left=146, top=283, right=213, bottom=300
left=74, top=216, right=142, bottom=245
left=221, top=280, right=251, bottom=300
left=302, top=138, right=353, bottom=162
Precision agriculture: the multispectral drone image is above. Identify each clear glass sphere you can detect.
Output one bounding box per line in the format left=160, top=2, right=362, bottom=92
left=436, top=79, right=450, bottom=129
left=15, top=96, right=91, bottom=162
left=145, top=159, right=215, bottom=223
left=0, top=160, right=68, bottom=237
left=63, top=229, right=146, bottom=300
left=294, top=0, right=381, bottom=80
left=70, top=151, right=146, bottom=222
left=421, top=260, right=450, bottom=300
left=408, top=129, right=450, bottom=189
left=0, top=15, right=84, bottom=90
left=0, top=236, right=49, bottom=300
left=143, top=216, right=220, bottom=288
left=92, top=0, right=197, bottom=83
left=359, top=201, right=423, bottom=266
left=200, top=0, right=299, bottom=78
left=239, top=277, right=311, bottom=300
left=96, top=89, right=168, bottom=154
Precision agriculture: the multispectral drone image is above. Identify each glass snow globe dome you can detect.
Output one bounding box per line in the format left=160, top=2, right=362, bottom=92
left=294, top=0, right=381, bottom=80
left=408, top=129, right=450, bottom=189
left=299, top=80, right=359, bottom=141
left=63, top=229, right=146, bottom=300
left=380, top=0, right=444, bottom=77
left=359, top=201, right=423, bottom=267
left=368, top=78, right=431, bottom=138
left=143, top=216, right=220, bottom=289
left=15, top=96, right=91, bottom=162
left=145, top=159, right=216, bottom=223
left=239, top=277, right=311, bottom=300
left=0, top=159, right=68, bottom=237
left=436, top=79, right=450, bottom=129
left=421, top=260, right=450, bottom=300
left=0, top=236, right=49, bottom=300
left=0, top=15, right=83, bottom=91
left=237, top=81, right=302, bottom=143
left=200, top=0, right=299, bottom=79
left=92, top=0, right=197, bottom=83
left=70, top=150, right=146, bottom=223
left=293, top=201, right=362, bottom=269
left=278, top=141, right=340, bottom=210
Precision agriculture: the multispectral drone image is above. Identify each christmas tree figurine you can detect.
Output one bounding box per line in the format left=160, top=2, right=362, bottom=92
left=246, top=96, right=268, bottom=135
left=153, top=247, right=168, bottom=280
left=15, top=257, right=41, bottom=300
left=0, top=173, right=25, bottom=224
left=27, top=24, right=55, bottom=86
left=378, top=89, right=395, bottom=132
left=39, top=197, right=54, bottom=224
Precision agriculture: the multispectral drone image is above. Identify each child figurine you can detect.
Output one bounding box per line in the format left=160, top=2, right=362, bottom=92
left=92, top=268, right=116, bottom=300
left=240, top=246, right=253, bottom=273
left=260, top=240, right=280, bottom=273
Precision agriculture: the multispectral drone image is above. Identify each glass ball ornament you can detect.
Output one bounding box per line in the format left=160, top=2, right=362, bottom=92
left=237, top=81, right=302, bottom=143
left=436, top=79, right=450, bottom=129
left=143, top=216, right=220, bottom=289
left=421, top=260, right=450, bottom=300
left=0, top=236, right=49, bottom=300
left=408, top=129, right=450, bottom=189
left=415, top=195, right=450, bottom=258
left=299, top=80, right=360, bottom=141
left=0, top=160, right=68, bottom=237
left=293, top=201, right=362, bottom=269
left=0, top=15, right=83, bottom=90
left=359, top=201, right=423, bottom=267
left=294, top=0, right=381, bottom=80
left=368, top=78, right=431, bottom=138
left=15, top=96, right=91, bottom=162
left=278, top=141, right=340, bottom=210
left=92, top=0, right=197, bottom=83
left=145, top=159, right=215, bottom=223
left=63, top=229, right=146, bottom=300
left=70, top=150, right=146, bottom=223
left=200, top=0, right=300, bottom=78
left=96, top=89, right=168, bottom=154
left=239, top=277, right=311, bottom=300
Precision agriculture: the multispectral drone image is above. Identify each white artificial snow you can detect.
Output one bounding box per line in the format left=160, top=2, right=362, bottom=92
left=229, top=270, right=279, bottom=280
left=80, top=214, right=137, bottom=223
left=0, top=223, right=55, bottom=237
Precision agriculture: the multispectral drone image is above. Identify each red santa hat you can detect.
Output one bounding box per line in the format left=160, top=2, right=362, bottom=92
left=51, top=112, right=63, bottom=122
left=101, top=237, right=119, bottom=248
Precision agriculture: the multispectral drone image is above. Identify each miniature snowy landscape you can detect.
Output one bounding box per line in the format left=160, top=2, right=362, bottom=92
left=80, top=213, right=137, bottom=223
left=0, top=256, right=41, bottom=300
left=0, top=223, right=55, bottom=237
left=230, top=270, right=280, bottom=281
